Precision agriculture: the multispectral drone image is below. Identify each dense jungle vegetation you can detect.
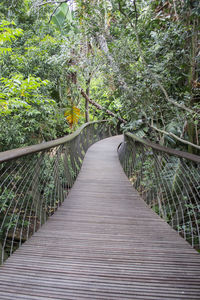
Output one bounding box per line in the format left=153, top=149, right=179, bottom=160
left=0, top=0, right=199, bottom=153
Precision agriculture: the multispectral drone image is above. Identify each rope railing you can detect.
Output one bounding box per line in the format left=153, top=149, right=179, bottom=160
left=118, top=133, right=200, bottom=249
left=0, top=121, right=116, bottom=264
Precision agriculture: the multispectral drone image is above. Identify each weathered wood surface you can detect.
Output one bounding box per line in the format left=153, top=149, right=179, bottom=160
left=0, top=136, right=200, bottom=299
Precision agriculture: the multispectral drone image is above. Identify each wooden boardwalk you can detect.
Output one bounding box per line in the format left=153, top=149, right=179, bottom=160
left=0, top=136, right=200, bottom=299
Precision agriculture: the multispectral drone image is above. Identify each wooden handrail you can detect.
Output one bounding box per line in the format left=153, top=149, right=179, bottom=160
left=125, top=132, right=200, bottom=163
left=0, top=121, right=107, bottom=163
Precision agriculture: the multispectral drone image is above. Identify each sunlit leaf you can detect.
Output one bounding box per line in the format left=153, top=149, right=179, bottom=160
left=64, top=106, right=80, bottom=128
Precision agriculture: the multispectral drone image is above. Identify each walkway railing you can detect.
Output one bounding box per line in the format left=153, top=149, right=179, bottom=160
left=0, top=121, right=116, bottom=264
left=118, top=133, right=200, bottom=249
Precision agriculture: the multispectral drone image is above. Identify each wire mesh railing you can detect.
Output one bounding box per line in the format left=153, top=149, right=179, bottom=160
left=118, top=132, right=200, bottom=250
left=0, top=121, right=116, bottom=264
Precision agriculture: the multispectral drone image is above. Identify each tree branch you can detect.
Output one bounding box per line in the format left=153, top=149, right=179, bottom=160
left=155, top=2, right=169, bottom=14
left=34, top=0, right=69, bottom=7
left=48, top=2, right=62, bottom=23
left=133, top=0, right=138, bottom=25
left=80, top=88, right=127, bottom=124
left=172, top=0, right=179, bottom=20
left=150, top=125, right=200, bottom=150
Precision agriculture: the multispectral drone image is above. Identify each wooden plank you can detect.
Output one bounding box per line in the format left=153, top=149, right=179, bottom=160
left=0, top=136, right=200, bottom=299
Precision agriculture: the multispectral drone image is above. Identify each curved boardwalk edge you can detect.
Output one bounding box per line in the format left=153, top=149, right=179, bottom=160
left=0, top=136, right=200, bottom=299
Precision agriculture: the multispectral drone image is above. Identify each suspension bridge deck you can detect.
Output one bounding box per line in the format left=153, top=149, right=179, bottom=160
left=0, top=136, right=200, bottom=299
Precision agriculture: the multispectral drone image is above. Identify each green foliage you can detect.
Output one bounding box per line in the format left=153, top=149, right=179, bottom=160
left=0, top=73, right=68, bottom=150
left=0, top=73, right=49, bottom=108
left=0, top=20, right=23, bottom=55
left=0, top=0, right=199, bottom=150
left=0, top=2, right=71, bottom=150
left=52, top=3, right=73, bottom=34
left=72, top=0, right=199, bottom=149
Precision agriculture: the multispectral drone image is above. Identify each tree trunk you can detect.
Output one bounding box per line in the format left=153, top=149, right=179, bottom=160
left=187, top=14, right=199, bottom=154
left=85, top=78, right=90, bottom=122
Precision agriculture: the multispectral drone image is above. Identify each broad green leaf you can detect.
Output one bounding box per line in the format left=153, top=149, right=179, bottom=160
left=52, top=3, right=72, bottom=34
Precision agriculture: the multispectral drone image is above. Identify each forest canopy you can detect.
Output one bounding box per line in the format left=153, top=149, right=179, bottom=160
left=0, top=0, right=199, bottom=153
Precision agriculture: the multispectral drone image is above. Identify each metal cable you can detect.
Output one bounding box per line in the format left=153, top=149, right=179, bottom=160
left=119, top=134, right=200, bottom=250
left=0, top=121, right=115, bottom=263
